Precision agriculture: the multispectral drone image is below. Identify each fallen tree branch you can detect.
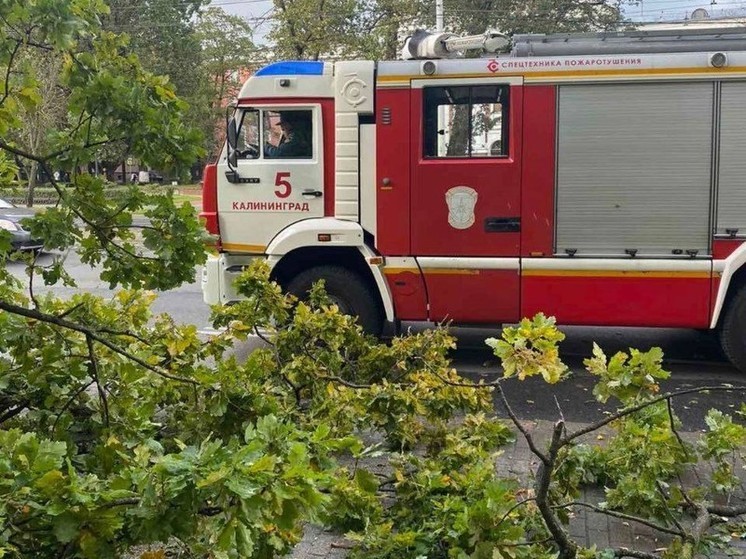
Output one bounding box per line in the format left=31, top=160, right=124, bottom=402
left=536, top=420, right=578, bottom=559
left=707, top=503, right=746, bottom=516
left=612, top=548, right=661, bottom=559
left=495, top=382, right=549, bottom=465
left=86, top=334, right=109, bottom=428
left=0, top=299, right=198, bottom=385
left=553, top=501, right=684, bottom=538
left=52, top=379, right=95, bottom=433
left=564, top=385, right=746, bottom=445
left=0, top=400, right=30, bottom=425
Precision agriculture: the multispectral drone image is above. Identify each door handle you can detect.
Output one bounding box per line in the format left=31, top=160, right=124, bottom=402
left=302, top=189, right=323, bottom=198
left=484, top=217, right=520, bottom=233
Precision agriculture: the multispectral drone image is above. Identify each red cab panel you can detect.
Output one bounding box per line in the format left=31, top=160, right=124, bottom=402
left=520, top=86, right=556, bottom=257
left=424, top=269, right=520, bottom=323
left=384, top=269, right=428, bottom=320
left=712, top=239, right=745, bottom=260
left=522, top=274, right=712, bottom=328
left=376, top=88, right=411, bottom=255
left=200, top=163, right=219, bottom=236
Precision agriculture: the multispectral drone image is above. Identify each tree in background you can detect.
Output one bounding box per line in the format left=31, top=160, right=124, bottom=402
left=269, top=0, right=429, bottom=61
left=104, top=0, right=209, bottom=178
left=352, top=0, right=432, bottom=59
left=0, top=0, right=205, bottom=285
left=10, top=50, right=68, bottom=206
left=195, top=7, right=258, bottom=158
left=105, top=0, right=207, bottom=98
left=102, top=1, right=261, bottom=173
left=442, top=0, right=625, bottom=36
left=268, top=0, right=627, bottom=63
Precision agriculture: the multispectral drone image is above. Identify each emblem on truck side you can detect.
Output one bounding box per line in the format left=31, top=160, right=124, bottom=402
left=445, top=186, right=478, bottom=230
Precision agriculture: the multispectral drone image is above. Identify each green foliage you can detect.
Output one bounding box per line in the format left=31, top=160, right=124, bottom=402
left=59, top=31, right=203, bottom=173
left=324, top=466, right=384, bottom=531
left=194, top=7, right=257, bottom=156
left=550, top=347, right=689, bottom=522
left=218, top=261, right=498, bottom=450
left=442, top=0, right=627, bottom=36
left=17, top=175, right=206, bottom=290
left=349, top=437, right=549, bottom=559
left=0, top=280, right=342, bottom=558
left=270, top=0, right=429, bottom=61
left=207, top=264, right=532, bottom=557
left=0, top=253, right=516, bottom=557
left=106, top=0, right=205, bottom=98
left=324, top=414, right=519, bottom=555
left=585, top=343, right=670, bottom=404
left=486, top=313, right=567, bottom=383
left=3, top=248, right=746, bottom=558
left=1, top=0, right=206, bottom=290
left=700, top=409, right=746, bottom=492
left=268, top=0, right=628, bottom=63
left=0, top=420, right=335, bottom=559
left=552, top=345, right=746, bottom=550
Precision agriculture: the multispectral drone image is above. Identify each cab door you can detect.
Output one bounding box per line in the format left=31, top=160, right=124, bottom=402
left=410, top=79, right=523, bottom=323
left=218, top=105, right=324, bottom=253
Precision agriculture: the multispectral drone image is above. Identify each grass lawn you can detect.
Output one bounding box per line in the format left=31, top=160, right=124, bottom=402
left=163, top=184, right=202, bottom=208
left=5, top=183, right=203, bottom=212
left=171, top=192, right=202, bottom=207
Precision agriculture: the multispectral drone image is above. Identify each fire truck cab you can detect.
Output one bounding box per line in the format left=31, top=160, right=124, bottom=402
left=201, top=27, right=746, bottom=371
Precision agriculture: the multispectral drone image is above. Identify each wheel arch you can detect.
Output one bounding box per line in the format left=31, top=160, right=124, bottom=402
left=265, top=219, right=395, bottom=322
left=711, top=243, right=746, bottom=329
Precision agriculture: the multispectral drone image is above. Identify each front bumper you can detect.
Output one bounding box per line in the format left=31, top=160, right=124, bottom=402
left=202, top=252, right=262, bottom=305
left=10, top=231, right=43, bottom=251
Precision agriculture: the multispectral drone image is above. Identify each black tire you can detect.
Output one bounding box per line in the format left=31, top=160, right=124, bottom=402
left=286, top=266, right=383, bottom=336
left=719, top=285, right=746, bottom=372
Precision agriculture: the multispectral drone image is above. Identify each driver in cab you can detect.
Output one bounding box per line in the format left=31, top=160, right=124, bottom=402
left=265, top=111, right=312, bottom=158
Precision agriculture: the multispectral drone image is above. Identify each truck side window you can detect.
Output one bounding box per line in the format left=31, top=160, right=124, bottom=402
left=263, top=109, right=313, bottom=159
left=423, top=85, right=509, bottom=158
left=236, top=109, right=260, bottom=159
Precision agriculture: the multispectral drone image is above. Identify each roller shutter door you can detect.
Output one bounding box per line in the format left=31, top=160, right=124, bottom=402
left=716, top=82, right=746, bottom=236
left=556, top=82, right=713, bottom=256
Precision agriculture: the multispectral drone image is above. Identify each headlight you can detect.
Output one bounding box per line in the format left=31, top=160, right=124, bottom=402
left=0, top=219, right=18, bottom=231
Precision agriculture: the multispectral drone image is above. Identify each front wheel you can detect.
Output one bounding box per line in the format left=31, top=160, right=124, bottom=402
left=286, top=266, right=383, bottom=337
left=718, top=285, right=746, bottom=372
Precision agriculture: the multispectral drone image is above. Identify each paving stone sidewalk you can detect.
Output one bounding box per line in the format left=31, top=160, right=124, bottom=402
left=290, top=420, right=746, bottom=559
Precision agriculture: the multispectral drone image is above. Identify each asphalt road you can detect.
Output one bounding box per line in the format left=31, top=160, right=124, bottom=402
left=7, top=249, right=746, bottom=432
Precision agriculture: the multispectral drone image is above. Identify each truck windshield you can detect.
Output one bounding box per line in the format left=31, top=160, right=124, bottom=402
left=235, top=109, right=260, bottom=159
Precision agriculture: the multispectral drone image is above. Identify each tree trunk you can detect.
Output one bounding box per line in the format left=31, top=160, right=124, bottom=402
left=26, top=161, right=38, bottom=207
left=447, top=105, right=470, bottom=157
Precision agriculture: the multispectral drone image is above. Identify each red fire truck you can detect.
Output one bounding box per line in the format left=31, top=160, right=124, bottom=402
left=201, top=27, right=746, bottom=371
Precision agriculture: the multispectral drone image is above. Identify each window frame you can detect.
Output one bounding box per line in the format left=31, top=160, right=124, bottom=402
left=422, top=84, right=510, bottom=160
left=261, top=108, right=315, bottom=160
left=235, top=108, right=261, bottom=160
left=234, top=107, right=317, bottom=162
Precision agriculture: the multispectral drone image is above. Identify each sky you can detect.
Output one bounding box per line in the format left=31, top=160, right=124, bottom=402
left=625, top=0, right=746, bottom=20
left=216, top=0, right=274, bottom=43
left=217, top=0, right=746, bottom=45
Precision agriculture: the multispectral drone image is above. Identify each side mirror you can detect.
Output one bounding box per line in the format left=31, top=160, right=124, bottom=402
left=227, top=117, right=238, bottom=168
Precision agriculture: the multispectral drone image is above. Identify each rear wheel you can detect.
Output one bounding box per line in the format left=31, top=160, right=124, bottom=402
left=718, top=285, right=746, bottom=372
left=286, top=266, right=384, bottom=336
